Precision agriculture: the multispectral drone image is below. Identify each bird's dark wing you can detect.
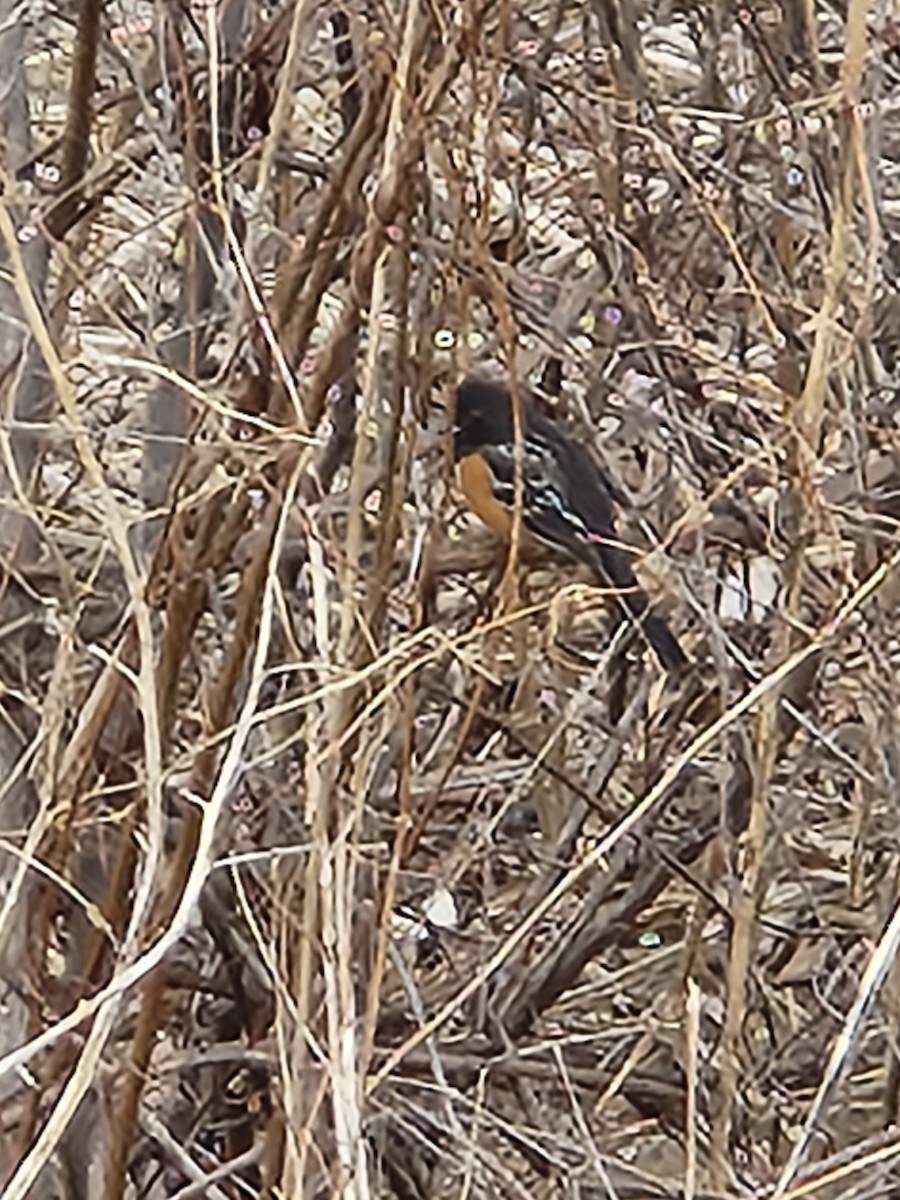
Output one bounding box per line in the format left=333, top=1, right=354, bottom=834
left=478, top=421, right=687, bottom=670
left=478, top=419, right=622, bottom=567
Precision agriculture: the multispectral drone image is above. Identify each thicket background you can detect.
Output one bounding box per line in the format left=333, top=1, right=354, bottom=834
left=0, top=0, right=897, bottom=1197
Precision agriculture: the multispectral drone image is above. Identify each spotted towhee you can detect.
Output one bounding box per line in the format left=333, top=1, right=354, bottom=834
left=453, top=375, right=688, bottom=670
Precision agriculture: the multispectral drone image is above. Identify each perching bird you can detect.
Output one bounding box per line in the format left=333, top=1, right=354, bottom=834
left=453, top=374, right=687, bottom=670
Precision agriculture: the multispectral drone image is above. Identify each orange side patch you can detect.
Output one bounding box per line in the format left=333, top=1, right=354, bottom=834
left=457, top=454, right=513, bottom=539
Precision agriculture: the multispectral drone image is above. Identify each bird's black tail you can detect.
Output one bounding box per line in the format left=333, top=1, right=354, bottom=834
left=595, top=545, right=688, bottom=671
left=639, top=610, right=688, bottom=671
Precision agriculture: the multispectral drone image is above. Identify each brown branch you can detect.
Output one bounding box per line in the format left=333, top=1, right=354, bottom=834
left=44, top=0, right=105, bottom=240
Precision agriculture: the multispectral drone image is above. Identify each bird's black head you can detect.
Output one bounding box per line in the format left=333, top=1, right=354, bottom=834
left=453, top=376, right=520, bottom=460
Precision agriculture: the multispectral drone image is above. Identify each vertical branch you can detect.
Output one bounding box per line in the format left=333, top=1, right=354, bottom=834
left=709, top=689, right=777, bottom=1192
left=253, top=0, right=317, bottom=198
left=338, top=0, right=427, bottom=656
left=45, top=0, right=104, bottom=239
left=794, top=0, right=871, bottom=462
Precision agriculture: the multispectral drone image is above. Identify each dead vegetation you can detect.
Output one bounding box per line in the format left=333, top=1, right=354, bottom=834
left=0, top=0, right=899, bottom=1196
